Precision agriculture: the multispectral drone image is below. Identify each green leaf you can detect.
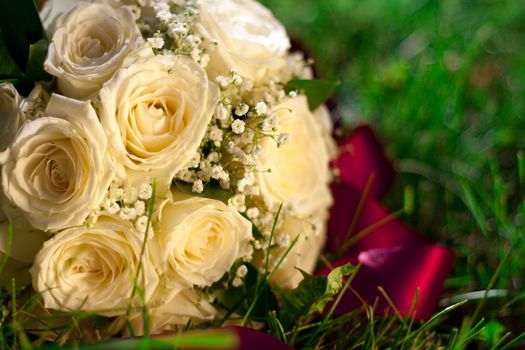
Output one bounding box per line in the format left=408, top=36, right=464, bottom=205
left=279, top=263, right=355, bottom=330
left=0, top=0, right=45, bottom=71
left=0, top=32, right=23, bottom=80
left=174, top=180, right=233, bottom=204
left=285, top=79, right=340, bottom=110
left=26, top=38, right=52, bottom=81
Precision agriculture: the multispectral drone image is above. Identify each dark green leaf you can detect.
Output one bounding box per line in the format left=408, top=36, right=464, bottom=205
left=285, top=79, right=340, bottom=110
left=0, top=0, right=45, bottom=70
left=279, top=263, right=355, bottom=330
left=174, top=180, right=233, bottom=204
left=0, top=34, right=23, bottom=80
left=26, top=38, right=52, bottom=81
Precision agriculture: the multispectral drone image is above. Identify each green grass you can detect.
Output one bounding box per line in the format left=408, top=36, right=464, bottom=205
left=2, top=0, right=525, bottom=348
left=261, top=0, right=525, bottom=347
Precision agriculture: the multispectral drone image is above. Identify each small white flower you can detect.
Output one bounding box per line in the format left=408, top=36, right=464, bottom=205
left=215, top=75, right=231, bottom=88
left=252, top=145, right=265, bottom=158
left=185, top=35, right=199, bottom=45
left=244, top=185, right=260, bottom=196
left=231, top=119, right=245, bottom=134
left=255, top=101, right=268, bottom=116
left=277, top=133, right=292, bottom=146
left=228, top=194, right=246, bottom=212
left=147, top=36, right=165, bottom=49
left=192, top=179, right=204, bottom=193
left=246, top=207, right=260, bottom=220
left=208, top=126, right=224, bottom=146
left=135, top=215, right=150, bottom=233
left=138, top=183, right=153, bottom=200
left=236, top=265, right=248, bottom=278
left=234, top=103, right=249, bottom=116
left=219, top=177, right=231, bottom=190
left=253, top=240, right=262, bottom=250
left=232, top=75, right=242, bottom=85
left=105, top=199, right=120, bottom=214
left=134, top=200, right=146, bottom=216
left=207, top=152, right=220, bottom=163
left=123, top=187, right=139, bottom=205
left=119, top=207, right=137, bottom=221
left=214, top=103, right=230, bottom=120
left=262, top=114, right=279, bottom=131
left=109, top=184, right=124, bottom=201
left=211, top=165, right=226, bottom=180
left=167, top=22, right=186, bottom=37
left=232, top=277, right=243, bottom=287
left=276, top=233, right=291, bottom=248
left=288, top=90, right=298, bottom=97
left=188, top=152, right=201, bottom=168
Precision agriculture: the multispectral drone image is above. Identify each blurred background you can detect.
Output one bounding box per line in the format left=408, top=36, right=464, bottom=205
left=262, top=0, right=525, bottom=344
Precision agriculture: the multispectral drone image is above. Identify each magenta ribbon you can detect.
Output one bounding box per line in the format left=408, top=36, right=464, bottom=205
left=318, top=125, right=454, bottom=320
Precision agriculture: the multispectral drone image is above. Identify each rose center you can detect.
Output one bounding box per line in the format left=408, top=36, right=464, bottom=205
left=45, top=153, right=71, bottom=193
left=77, top=37, right=107, bottom=59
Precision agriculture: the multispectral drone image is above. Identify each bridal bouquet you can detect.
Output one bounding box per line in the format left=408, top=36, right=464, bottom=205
left=0, top=0, right=453, bottom=347
left=1, top=0, right=337, bottom=338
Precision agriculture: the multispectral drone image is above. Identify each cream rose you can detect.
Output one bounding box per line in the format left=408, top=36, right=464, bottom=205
left=44, top=1, right=143, bottom=99
left=0, top=83, right=24, bottom=152
left=314, top=105, right=338, bottom=160
left=0, top=94, right=113, bottom=232
left=30, top=215, right=159, bottom=316
left=129, top=288, right=217, bottom=336
left=155, top=192, right=253, bottom=290
left=197, top=0, right=290, bottom=81
left=256, top=96, right=332, bottom=217
left=99, top=54, right=219, bottom=186
left=268, top=213, right=328, bottom=289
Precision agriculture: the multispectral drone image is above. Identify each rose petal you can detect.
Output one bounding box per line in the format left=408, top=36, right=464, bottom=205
left=327, top=181, right=423, bottom=255
left=333, top=125, right=396, bottom=199
left=318, top=244, right=454, bottom=321
left=226, top=326, right=293, bottom=350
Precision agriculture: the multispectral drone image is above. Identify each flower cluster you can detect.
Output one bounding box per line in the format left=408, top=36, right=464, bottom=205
left=0, top=0, right=334, bottom=335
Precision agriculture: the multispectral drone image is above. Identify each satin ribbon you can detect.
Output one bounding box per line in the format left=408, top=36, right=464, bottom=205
left=319, top=125, right=454, bottom=320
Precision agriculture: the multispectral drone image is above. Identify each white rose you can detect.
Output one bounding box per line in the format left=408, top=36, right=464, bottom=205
left=44, top=1, right=143, bottom=99
left=268, top=213, right=328, bottom=289
left=100, top=54, right=219, bottom=186
left=314, top=105, right=338, bottom=160
left=30, top=215, right=159, bottom=316
left=0, top=94, right=113, bottom=232
left=0, top=83, right=24, bottom=152
left=155, top=191, right=252, bottom=290
left=256, top=96, right=332, bottom=217
left=197, top=0, right=290, bottom=81
left=129, top=288, right=216, bottom=336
